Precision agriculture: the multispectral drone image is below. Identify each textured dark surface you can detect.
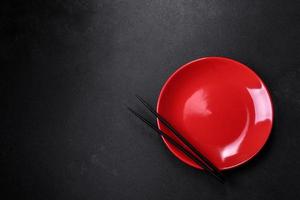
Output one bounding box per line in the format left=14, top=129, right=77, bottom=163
left=1, top=0, right=300, bottom=199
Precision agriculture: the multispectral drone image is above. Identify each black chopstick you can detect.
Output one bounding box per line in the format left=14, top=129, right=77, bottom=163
left=135, top=95, right=223, bottom=178
left=127, top=107, right=224, bottom=183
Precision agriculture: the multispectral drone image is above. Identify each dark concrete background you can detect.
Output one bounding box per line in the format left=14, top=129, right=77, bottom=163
left=1, top=0, right=300, bottom=199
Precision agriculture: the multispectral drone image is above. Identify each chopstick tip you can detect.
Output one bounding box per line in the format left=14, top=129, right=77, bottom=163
left=126, top=106, right=133, bottom=111
left=126, top=106, right=140, bottom=118
left=125, top=104, right=134, bottom=112
left=135, top=94, right=142, bottom=100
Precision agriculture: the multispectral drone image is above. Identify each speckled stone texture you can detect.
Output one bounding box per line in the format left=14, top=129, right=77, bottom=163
left=1, top=0, right=300, bottom=199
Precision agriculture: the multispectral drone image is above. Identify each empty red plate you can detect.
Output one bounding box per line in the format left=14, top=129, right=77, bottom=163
left=157, top=57, right=273, bottom=170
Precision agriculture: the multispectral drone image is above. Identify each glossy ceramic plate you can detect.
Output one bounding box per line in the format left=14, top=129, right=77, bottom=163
left=157, top=57, right=273, bottom=170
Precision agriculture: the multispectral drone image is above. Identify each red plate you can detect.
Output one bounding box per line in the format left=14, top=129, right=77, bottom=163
left=157, top=57, right=273, bottom=170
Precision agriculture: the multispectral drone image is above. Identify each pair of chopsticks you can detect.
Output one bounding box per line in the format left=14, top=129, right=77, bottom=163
left=128, top=95, right=225, bottom=183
